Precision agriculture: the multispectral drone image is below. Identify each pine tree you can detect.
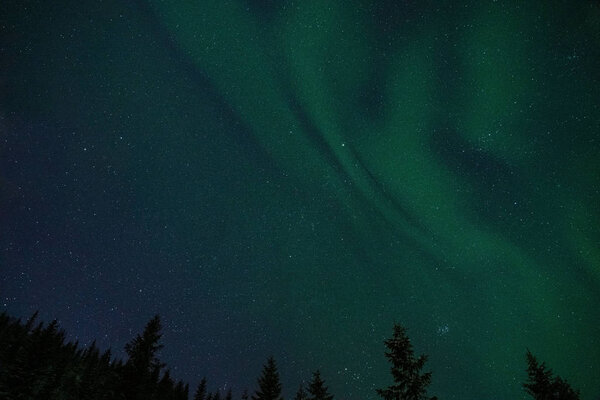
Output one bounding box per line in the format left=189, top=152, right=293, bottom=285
left=241, top=388, right=250, bottom=400
left=252, top=356, right=283, bottom=400
left=122, top=315, right=166, bottom=399
left=376, top=324, right=435, bottom=400
left=157, top=369, right=175, bottom=398
left=175, top=380, right=189, bottom=400
left=124, top=315, right=165, bottom=375
left=195, top=377, right=208, bottom=400
left=294, top=384, right=308, bottom=400
left=524, top=350, right=553, bottom=399
left=524, top=350, right=579, bottom=400
left=307, top=370, right=333, bottom=400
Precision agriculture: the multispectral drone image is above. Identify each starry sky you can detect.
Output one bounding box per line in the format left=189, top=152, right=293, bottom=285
left=1, top=1, right=599, bottom=399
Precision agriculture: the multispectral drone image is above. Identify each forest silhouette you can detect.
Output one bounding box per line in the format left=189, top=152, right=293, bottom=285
left=0, top=311, right=581, bottom=400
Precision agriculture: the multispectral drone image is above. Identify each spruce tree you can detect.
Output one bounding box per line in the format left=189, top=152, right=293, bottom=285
left=294, top=384, right=307, bottom=400
left=124, top=315, right=165, bottom=375
left=376, top=324, right=435, bottom=400
left=195, top=377, right=208, bottom=400
left=252, top=356, right=283, bottom=400
left=307, top=370, right=333, bottom=400
left=175, top=380, right=189, bottom=400
left=157, top=369, right=175, bottom=398
left=122, top=314, right=166, bottom=399
left=524, top=350, right=579, bottom=400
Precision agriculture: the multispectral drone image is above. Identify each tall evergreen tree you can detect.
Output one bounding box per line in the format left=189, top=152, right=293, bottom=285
left=157, top=369, right=175, bottom=398
left=122, top=314, right=166, bottom=399
left=241, top=388, right=250, bottom=400
left=195, top=377, right=208, bottom=400
left=174, top=380, right=190, bottom=400
left=376, top=324, right=435, bottom=400
left=252, top=357, right=283, bottom=400
left=124, top=315, right=165, bottom=374
left=294, top=383, right=308, bottom=400
left=524, top=350, right=579, bottom=400
left=307, top=371, right=333, bottom=400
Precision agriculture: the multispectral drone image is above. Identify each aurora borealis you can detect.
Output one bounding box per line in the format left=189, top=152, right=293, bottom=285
left=1, top=0, right=599, bottom=398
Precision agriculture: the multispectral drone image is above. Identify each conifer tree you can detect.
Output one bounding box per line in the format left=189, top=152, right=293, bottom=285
left=195, top=377, right=208, bottom=400
left=157, top=370, right=175, bottom=395
left=307, top=370, right=333, bottom=400
left=524, top=350, right=579, bottom=400
left=294, top=383, right=308, bottom=400
left=124, top=315, right=165, bottom=375
left=252, top=356, right=283, bottom=400
left=376, top=324, right=435, bottom=400
left=122, top=314, right=166, bottom=399
left=175, top=380, right=190, bottom=400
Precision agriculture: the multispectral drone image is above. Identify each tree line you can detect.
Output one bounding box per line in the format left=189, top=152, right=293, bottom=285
left=0, top=311, right=583, bottom=399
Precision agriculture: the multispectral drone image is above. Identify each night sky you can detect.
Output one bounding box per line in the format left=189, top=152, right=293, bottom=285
left=1, top=1, right=600, bottom=399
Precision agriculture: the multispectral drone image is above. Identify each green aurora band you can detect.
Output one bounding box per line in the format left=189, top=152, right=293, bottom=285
left=150, top=1, right=600, bottom=396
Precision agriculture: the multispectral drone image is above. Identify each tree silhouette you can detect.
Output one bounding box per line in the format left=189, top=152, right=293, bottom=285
left=124, top=315, right=165, bottom=374
left=175, top=380, right=190, bottom=400
left=307, top=370, right=333, bottom=400
left=252, top=356, right=283, bottom=400
left=2, top=308, right=591, bottom=400
left=524, top=350, right=579, bottom=400
left=195, top=377, right=208, bottom=400
left=294, top=384, right=308, bottom=400
left=376, top=323, right=436, bottom=400
left=242, top=388, right=250, bottom=400
left=121, top=314, right=167, bottom=399
left=0, top=311, right=194, bottom=399
left=157, top=369, right=175, bottom=398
